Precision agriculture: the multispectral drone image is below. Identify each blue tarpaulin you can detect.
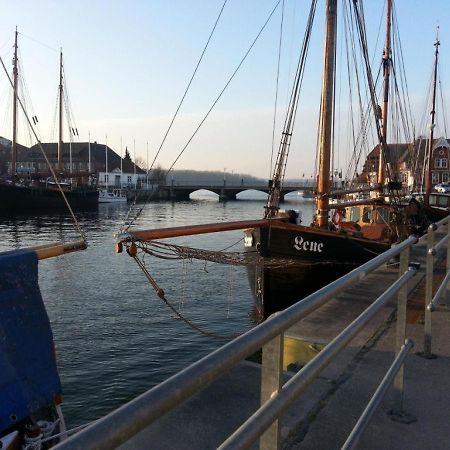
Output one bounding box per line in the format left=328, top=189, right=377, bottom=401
left=0, top=249, right=61, bottom=433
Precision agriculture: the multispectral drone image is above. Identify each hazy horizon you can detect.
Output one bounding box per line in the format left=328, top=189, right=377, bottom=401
left=1, top=1, right=449, bottom=179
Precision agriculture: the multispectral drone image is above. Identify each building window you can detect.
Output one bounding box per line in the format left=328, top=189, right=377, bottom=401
left=127, top=176, right=132, bottom=183
left=105, top=174, right=109, bottom=182
left=435, top=158, right=448, bottom=168
left=432, top=172, right=439, bottom=184
left=401, top=172, right=408, bottom=183
left=442, top=172, right=450, bottom=183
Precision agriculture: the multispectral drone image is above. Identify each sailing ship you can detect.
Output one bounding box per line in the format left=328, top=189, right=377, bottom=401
left=242, top=0, right=435, bottom=318
left=115, top=0, right=432, bottom=321
left=0, top=31, right=98, bottom=212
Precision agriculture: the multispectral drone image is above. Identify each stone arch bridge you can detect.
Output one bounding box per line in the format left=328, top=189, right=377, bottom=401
left=162, top=183, right=314, bottom=201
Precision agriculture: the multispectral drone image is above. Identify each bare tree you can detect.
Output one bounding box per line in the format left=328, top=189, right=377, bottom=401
left=134, top=156, right=147, bottom=171
left=149, top=164, right=167, bottom=186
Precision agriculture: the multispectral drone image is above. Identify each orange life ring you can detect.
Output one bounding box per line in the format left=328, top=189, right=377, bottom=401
left=332, top=209, right=343, bottom=225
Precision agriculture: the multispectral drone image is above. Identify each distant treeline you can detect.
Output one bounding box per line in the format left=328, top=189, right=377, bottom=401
left=166, top=170, right=267, bottom=186
left=161, top=169, right=311, bottom=186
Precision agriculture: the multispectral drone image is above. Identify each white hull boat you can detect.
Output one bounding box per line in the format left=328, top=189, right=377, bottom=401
left=98, top=189, right=128, bottom=203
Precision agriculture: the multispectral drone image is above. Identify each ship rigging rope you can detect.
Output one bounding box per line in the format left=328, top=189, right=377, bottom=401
left=149, top=0, right=228, bottom=174
left=269, top=0, right=285, bottom=178
left=131, top=243, right=359, bottom=340
left=129, top=237, right=360, bottom=338
left=0, top=53, right=87, bottom=244
left=119, top=0, right=228, bottom=234
left=135, top=240, right=343, bottom=268
left=350, top=2, right=385, bottom=151
left=350, top=0, right=405, bottom=203
left=17, top=51, right=40, bottom=146
left=266, top=0, right=317, bottom=218
left=438, top=77, right=448, bottom=137
left=62, top=62, right=80, bottom=138
left=132, top=254, right=240, bottom=341
left=392, top=4, right=415, bottom=141
left=122, top=0, right=282, bottom=233
left=164, top=0, right=282, bottom=176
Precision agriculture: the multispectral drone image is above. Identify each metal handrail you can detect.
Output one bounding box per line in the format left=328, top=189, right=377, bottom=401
left=54, top=235, right=418, bottom=450
left=341, top=338, right=414, bottom=450
left=424, top=217, right=450, bottom=357
left=434, top=216, right=449, bottom=229
left=429, top=269, right=450, bottom=310
left=429, top=233, right=450, bottom=255
left=218, top=267, right=417, bottom=449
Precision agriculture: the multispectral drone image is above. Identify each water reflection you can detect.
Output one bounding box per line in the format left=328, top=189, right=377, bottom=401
left=0, top=192, right=314, bottom=427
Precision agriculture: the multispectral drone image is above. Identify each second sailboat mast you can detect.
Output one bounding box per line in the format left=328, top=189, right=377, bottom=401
left=11, top=28, right=18, bottom=178
left=58, top=50, right=63, bottom=173
left=316, top=0, right=337, bottom=228
left=425, top=34, right=440, bottom=197
left=378, top=0, right=392, bottom=186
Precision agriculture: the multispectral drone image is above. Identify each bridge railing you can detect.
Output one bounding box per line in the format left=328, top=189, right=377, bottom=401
left=54, top=232, right=425, bottom=450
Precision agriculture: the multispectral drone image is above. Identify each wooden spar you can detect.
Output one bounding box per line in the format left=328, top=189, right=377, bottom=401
left=378, top=0, right=392, bottom=186
left=116, top=219, right=273, bottom=244
left=58, top=49, right=63, bottom=172
left=11, top=28, right=18, bottom=178
left=316, top=0, right=337, bottom=228
left=328, top=184, right=381, bottom=198
left=425, top=33, right=440, bottom=198
left=31, top=240, right=87, bottom=260
left=330, top=198, right=385, bottom=208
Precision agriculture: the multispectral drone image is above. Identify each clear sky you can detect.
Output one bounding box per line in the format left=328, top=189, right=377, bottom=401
left=1, top=0, right=449, bottom=179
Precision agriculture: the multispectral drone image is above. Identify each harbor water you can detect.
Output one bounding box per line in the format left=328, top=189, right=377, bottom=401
left=0, top=190, right=314, bottom=428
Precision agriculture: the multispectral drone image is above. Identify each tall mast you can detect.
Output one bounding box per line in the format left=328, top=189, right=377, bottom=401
left=378, top=0, right=392, bottom=186
left=120, top=136, right=123, bottom=181
left=146, top=141, right=149, bottom=188
left=88, top=131, right=91, bottom=173
left=425, top=31, right=440, bottom=197
left=316, top=0, right=337, bottom=228
left=58, top=49, right=63, bottom=173
left=105, top=135, right=108, bottom=190
left=11, top=28, right=18, bottom=178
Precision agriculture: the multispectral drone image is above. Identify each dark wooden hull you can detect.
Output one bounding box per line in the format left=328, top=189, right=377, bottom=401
left=245, top=222, right=390, bottom=320
left=408, top=194, right=450, bottom=224
left=0, top=182, right=98, bottom=212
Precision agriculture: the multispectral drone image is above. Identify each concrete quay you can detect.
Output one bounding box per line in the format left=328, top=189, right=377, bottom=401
left=117, top=233, right=450, bottom=449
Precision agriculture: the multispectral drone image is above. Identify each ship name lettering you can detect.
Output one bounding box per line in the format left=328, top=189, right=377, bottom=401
left=293, top=236, right=323, bottom=253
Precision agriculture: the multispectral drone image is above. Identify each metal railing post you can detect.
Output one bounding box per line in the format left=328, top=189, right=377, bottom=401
left=393, top=246, right=410, bottom=414
left=424, top=223, right=436, bottom=358
left=260, top=330, right=284, bottom=450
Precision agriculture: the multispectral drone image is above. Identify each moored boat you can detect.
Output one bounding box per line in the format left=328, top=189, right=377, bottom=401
left=1, top=30, right=98, bottom=213
left=242, top=0, right=412, bottom=319
left=0, top=178, right=98, bottom=211
left=98, top=189, right=128, bottom=203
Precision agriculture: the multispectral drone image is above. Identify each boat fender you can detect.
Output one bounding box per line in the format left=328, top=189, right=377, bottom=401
left=332, top=209, right=343, bottom=225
